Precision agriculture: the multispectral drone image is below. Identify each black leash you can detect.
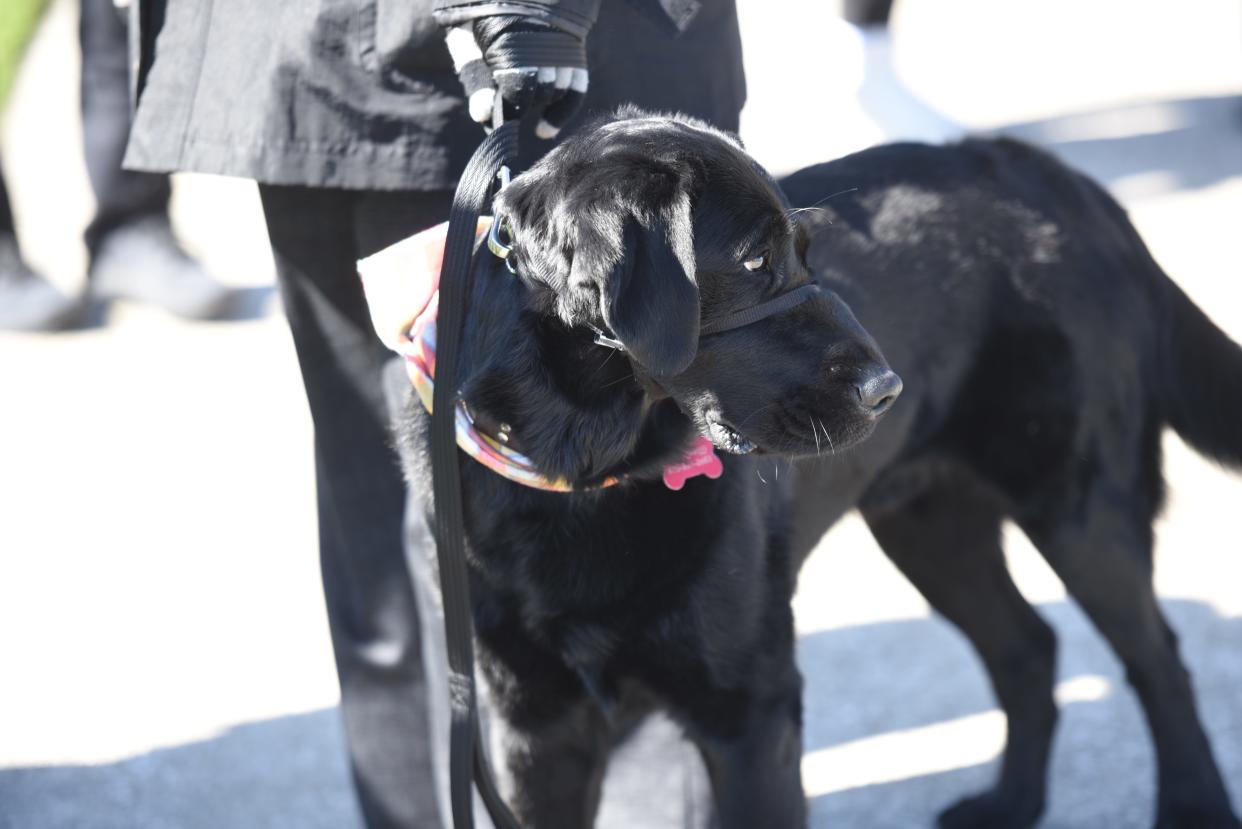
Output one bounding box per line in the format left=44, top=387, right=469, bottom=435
left=431, top=118, right=524, bottom=829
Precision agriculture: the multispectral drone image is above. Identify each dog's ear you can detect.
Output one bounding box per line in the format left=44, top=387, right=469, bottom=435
left=570, top=195, right=699, bottom=376
left=495, top=144, right=701, bottom=375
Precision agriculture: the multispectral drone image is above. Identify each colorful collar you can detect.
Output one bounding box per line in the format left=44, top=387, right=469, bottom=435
left=397, top=295, right=723, bottom=492
left=399, top=302, right=620, bottom=492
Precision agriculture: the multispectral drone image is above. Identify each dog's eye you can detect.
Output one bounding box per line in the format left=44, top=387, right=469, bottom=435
left=743, top=254, right=767, bottom=272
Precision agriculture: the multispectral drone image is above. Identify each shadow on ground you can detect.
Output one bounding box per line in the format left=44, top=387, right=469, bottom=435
left=989, top=95, right=1242, bottom=197
left=847, top=25, right=1242, bottom=197
left=801, top=598, right=1242, bottom=828
left=0, top=709, right=362, bottom=829
left=3, top=599, right=1238, bottom=829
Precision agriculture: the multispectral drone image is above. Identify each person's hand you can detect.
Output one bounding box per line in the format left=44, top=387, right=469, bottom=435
left=445, top=15, right=589, bottom=139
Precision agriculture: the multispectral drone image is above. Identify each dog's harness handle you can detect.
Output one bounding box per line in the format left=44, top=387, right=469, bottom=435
left=432, top=118, right=525, bottom=829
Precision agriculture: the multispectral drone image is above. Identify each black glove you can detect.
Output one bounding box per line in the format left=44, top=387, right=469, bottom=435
left=445, top=15, right=589, bottom=139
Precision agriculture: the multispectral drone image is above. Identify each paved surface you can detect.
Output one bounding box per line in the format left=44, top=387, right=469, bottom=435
left=2, top=1, right=1241, bottom=827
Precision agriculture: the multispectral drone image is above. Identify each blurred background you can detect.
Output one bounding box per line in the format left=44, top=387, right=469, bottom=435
left=1, top=0, right=1240, bottom=826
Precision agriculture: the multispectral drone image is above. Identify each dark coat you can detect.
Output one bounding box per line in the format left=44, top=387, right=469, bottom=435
left=123, top=0, right=745, bottom=190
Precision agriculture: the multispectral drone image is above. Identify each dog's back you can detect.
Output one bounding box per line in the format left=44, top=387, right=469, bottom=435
left=781, top=138, right=1242, bottom=827
left=782, top=137, right=1242, bottom=526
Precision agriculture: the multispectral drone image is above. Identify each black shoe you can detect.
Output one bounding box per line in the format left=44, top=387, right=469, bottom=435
left=90, top=217, right=232, bottom=320
left=0, top=235, right=82, bottom=331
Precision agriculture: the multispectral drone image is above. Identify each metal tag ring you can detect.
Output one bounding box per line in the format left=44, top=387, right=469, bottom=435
left=487, top=216, right=513, bottom=260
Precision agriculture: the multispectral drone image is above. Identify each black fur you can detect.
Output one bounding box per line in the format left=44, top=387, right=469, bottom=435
left=393, top=112, right=1242, bottom=828
left=782, top=137, right=1242, bottom=829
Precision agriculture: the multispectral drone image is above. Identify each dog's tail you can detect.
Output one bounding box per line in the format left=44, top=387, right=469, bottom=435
left=1160, top=280, right=1242, bottom=468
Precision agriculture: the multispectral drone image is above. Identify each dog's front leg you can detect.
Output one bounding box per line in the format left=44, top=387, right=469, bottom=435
left=689, top=671, right=807, bottom=829
left=497, top=702, right=612, bottom=829
left=476, top=652, right=614, bottom=829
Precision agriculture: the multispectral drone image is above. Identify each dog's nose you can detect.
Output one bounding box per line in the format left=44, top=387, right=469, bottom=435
left=856, top=369, right=902, bottom=416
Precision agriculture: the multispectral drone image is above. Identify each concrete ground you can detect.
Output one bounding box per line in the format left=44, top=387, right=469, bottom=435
left=2, top=0, right=1241, bottom=827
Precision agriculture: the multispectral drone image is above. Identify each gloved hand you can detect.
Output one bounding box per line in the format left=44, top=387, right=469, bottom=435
left=445, top=15, right=589, bottom=139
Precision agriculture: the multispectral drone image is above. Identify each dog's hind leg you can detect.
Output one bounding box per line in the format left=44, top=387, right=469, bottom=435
left=1022, top=482, right=1241, bottom=829
left=861, top=483, right=1057, bottom=829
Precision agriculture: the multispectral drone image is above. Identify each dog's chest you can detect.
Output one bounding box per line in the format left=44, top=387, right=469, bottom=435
left=468, top=483, right=727, bottom=614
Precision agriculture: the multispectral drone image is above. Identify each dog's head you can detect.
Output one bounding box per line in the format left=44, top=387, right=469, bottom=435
left=492, top=109, right=899, bottom=458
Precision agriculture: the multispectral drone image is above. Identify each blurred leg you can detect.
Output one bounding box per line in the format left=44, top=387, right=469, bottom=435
left=0, top=168, right=81, bottom=330
left=0, top=0, right=50, bottom=112
left=842, top=0, right=894, bottom=26
left=79, top=0, right=169, bottom=255
left=79, top=0, right=232, bottom=318
left=259, top=184, right=451, bottom=829
left=0, top=167, right=13, bottom=237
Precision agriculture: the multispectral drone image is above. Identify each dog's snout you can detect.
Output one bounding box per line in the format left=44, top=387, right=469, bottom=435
left=856, top=369, right=903, bottom=416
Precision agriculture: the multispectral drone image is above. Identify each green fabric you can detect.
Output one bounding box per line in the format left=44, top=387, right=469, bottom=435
left=0, top=0, right=50, bottom=112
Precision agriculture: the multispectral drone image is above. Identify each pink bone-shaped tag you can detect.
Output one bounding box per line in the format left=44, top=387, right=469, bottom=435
left=662, top=436, right=725, bottom=490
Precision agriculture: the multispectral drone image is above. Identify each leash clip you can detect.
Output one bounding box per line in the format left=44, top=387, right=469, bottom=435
left=487, top=215, right=518, bottom=274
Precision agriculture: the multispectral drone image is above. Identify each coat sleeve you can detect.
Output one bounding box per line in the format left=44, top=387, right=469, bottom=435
left=431, top=0, right=601, bottom=39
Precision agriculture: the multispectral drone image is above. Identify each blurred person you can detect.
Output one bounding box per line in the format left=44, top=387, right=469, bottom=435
left=844, top=0, right=894, bottom=26
left=839, top=0, right=959, bottom=149
left=0, top=166, right=78, bottom=330
left=0, top=0, right=68, bottom=330
left=123, top=0, right=744, bottom=826
left=0, top=0, right=48, bottom=106
left=0, top=0, right=228, bottom=332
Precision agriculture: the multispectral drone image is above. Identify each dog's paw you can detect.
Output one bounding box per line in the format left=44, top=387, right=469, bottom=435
left=937, top=790, right=1043, bottom=829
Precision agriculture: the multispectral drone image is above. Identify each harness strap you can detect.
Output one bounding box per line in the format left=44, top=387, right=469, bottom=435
left=432, top=119, right=524, bottom=829
left=699, top=283, right=822, bottom=335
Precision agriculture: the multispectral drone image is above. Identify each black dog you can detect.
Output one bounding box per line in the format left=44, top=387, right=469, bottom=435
left=779, top=138, right=1241, bottom=829
left=394, top=110, right=1241, bottom=828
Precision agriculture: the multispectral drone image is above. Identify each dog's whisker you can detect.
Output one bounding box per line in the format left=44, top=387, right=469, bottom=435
left=599, top=372, right=635, bottom=390
left=756, top=468, right=767, bottom=485
left=736, top=401, right=779, bottom=429
left=817, top=418, right=836, bottom=457
left=587, top=347, right=618, bottom=381
left=585, top=359, right=617, bottom=385
left=807, top=187, right=859, bottom=209
left=786, top=188, right=858, bottom=225
left=809, top=416, right=821, bottom=457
